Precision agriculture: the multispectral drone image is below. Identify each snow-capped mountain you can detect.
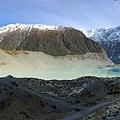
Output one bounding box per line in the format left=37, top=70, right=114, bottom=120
left=0, top=23, right=104, bottom=57
left=0, top=23, right=64, bottom=34
left=80, top=26, right=120, bottom=64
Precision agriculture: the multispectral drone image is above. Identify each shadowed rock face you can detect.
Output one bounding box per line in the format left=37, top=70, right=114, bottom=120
left=0, top=27, right=103, bottom=56
left=0, top=76, right=119, bottom=120
left=99, top=41, right=120, bottom=64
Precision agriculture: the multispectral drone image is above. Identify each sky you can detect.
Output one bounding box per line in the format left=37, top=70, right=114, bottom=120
left=0, top=0, right=120, bottom=29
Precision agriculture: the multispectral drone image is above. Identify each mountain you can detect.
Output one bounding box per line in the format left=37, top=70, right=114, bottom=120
left=80, top=26, right=120, bottom=64
left=0, top=24, right=103, bottom=56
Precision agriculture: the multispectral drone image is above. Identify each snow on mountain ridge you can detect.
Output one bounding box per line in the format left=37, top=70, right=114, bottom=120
left=0, top=23, right=64, bottom=34
left=80, top=28, right=95, bottom=38
left=80, top=26, right=120, bottom=42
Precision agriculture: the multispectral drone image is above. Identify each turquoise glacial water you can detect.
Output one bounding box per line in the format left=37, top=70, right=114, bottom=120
left=0, top=66, right=120, bottom=80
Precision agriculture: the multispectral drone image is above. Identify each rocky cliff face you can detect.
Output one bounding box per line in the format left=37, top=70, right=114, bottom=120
left=0, top=24, right=103, bottom=56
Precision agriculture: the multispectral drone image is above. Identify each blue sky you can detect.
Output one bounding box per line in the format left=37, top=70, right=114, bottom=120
left=0, top=0, right=120, bottom=29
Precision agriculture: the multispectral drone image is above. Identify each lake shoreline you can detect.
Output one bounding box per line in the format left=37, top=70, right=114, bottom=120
left=0, top=65, right=120, bottom=80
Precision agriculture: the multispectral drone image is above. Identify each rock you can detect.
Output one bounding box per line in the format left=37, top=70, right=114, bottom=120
left=0, top=76, right=119, bottom=120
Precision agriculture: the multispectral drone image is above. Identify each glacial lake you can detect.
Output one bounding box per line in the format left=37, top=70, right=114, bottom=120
left=0, top=66, right=120, bottom=80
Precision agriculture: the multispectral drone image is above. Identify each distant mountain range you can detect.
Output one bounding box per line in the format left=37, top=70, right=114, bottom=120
left=80, top=26, right=120, bottom=64
left=0, top=24, right=103, bottom=56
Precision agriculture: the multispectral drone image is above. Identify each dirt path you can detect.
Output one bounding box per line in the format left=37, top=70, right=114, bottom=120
left=56, top=97, right=120, bottom=120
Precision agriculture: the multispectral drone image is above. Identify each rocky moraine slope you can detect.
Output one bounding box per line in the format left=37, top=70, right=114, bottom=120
left=0, top=76, right=119, bottom=120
